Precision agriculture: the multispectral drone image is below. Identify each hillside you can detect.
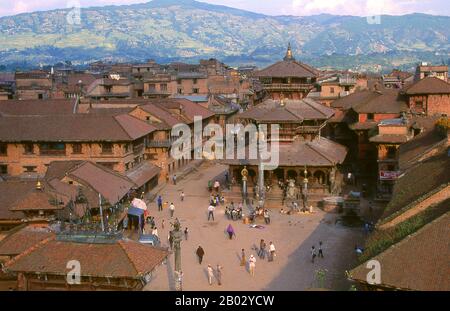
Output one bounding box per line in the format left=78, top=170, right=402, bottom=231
left=0, top=0, right=449, bottom=70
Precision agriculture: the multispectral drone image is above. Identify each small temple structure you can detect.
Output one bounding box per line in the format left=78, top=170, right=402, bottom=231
left=254, top=43, right=319, bottom=100
left=224, top=100, right=348, bottom=207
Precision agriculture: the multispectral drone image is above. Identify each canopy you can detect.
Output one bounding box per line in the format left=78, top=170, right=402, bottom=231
left=128, top=206, right=145, bottom=217
left=131, top=198, right=147, bottom=211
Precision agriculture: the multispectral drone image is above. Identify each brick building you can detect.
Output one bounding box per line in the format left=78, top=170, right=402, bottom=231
left=0, top=113, right=156, bottom=178
left=15, top=71, right=53, bottom=100
left=404, top=76, right=450, bottom=116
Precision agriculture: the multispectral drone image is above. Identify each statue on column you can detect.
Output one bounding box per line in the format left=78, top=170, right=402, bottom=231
left=171, top=219, right=183, bottom=272
left=241, top=166, right=249, bottom=199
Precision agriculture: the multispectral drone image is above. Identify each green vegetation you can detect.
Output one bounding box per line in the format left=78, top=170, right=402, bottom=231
left=360, top=199, right=450, bottom=262
left=0, top=1, right=449, bottom=70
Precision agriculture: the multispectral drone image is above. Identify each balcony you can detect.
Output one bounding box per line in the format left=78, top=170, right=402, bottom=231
left=146, top=140, right=173, bottom=148
left=133, top=143, right=144, bottom=155
left=40, top=149, right=66, bottom=156
left=296, top=126, right=322, bottom=133
left=143, top=89, right=171, bottom=96
left=262, top=83, right=313, bottom=91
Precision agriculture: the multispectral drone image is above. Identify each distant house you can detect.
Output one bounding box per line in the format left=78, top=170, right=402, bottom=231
left=330, top=89, right=408, bottom=177
left=404, top=76, right=450, bottom=116
left=414, top=62, right=448, bottom=82
left=15, top=71, right=53, bottom=100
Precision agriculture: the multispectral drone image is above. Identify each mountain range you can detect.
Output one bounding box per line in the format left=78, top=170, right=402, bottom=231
left=0, top=0, right=449, bottom=71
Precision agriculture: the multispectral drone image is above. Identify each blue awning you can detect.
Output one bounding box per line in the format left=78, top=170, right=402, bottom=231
left=128, top=207, right=145, bottom=217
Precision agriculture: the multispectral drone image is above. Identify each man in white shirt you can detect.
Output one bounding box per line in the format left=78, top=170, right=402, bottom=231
left=152, top=227, right=158, bottom=237
left=248, top=255, right=256, bottom=276
left=207, top=265, right=214, bottom=285
left=268, top=242, right=276, bottom=262
left=208, top=204, right=215, bottom=221
left=169, top=203, right=175, bottom=218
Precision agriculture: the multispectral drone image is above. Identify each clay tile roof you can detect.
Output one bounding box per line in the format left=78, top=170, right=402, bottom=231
left=398, top=128, right=447, bottom=170
left=221, top=137, right=347, bottom=167
left=157, top=98, right=215, bottom=120
left=0, top=181, right=36, bottom=220
left=66, top=161, right=135, bottom=205
left=405, top=76, right=450, bottom=95
left=255, top=60, right=318, bottom=78
left=126, top=162, right=161, bottom=188
left=138, top=104, right=186, bottom=128
left=114, top=114, right=157, bottom=140
left=0, top=114, right=154, bottom=142
left=352, top=90, right=408, bottom=114
left=369, top=134, right=409, bottom=144
left=381, top=151, right=450, bottom=221
left=0, top=99, right=77, bottom=116
left=0, top=226, right=54, bottom=257
left=4, top=238, right=169, bottom=279
left=239, top=98, right=334, bottom=122
left=9, top=189, right=66, bottom=212
left=350, top=213, right=450, bottom=291
left=44, top=161, right=84, bottom=181
left=331, top=90, right=378, bottom=109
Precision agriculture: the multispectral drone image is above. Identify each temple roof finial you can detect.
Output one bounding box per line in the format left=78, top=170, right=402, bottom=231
left=284, top=42, right=295, bottom=61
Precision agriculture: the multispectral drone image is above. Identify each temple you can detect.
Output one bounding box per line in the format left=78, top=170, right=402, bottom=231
left=224, top=51, right=348, bottom=207
left=254, top=44, right=319, bottom=100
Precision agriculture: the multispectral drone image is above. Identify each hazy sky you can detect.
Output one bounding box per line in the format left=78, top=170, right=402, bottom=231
left=1, top=0, right=449, bottom=17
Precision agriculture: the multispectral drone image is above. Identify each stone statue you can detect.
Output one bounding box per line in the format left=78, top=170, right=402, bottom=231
left=241, top=166, right=249, bottom=182
left=286, top=179, right=297, bottom=200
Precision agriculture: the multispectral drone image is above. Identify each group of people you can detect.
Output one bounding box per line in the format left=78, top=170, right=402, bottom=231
left=240, top=241, right=277, bottom=277
left=225, top=202, right=243, bottom=221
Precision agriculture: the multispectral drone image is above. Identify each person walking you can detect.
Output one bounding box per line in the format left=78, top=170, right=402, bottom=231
left=226, top=224, right=235, bottom=240
left=157, top=195, right=163, bottom=211
left=268, top=241, right=276, bottom=262
left=214, top=180, right=220, bottom=193
left=216, top=265, right=223, bottom=286
left=161, top=219, right=165, bottom=230
left=173, top=174, right=177, bottom=185
left=208, top=204, right=215, bottom=221
left=152, top=227, right=158, bottom=238
left=258, top=239, right=267, bottom=259
left=263, top=209, right=270, bottom=224
left=207, top=265, right=214, bottom=285
left=169, top=202, right=175, bottom=218
left=168, top=233, right=173, bottom=251
left=180, top=191, right=185, bottom=202
left=184, top=227, right=189, bottom=240
left=248, top=255, right=256, bottom=276
left=122, top=215, right=128, bottom=230
left=240, top=249, right=246, bottom=266
left=196, top=246, right=205, bottom=264
left=318, top=241, right=324, bottom=258
left=311, top=246, right=317, bottom=263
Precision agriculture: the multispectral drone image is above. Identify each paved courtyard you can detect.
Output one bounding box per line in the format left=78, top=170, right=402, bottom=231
left=142, top=162, right=366, bottom=291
